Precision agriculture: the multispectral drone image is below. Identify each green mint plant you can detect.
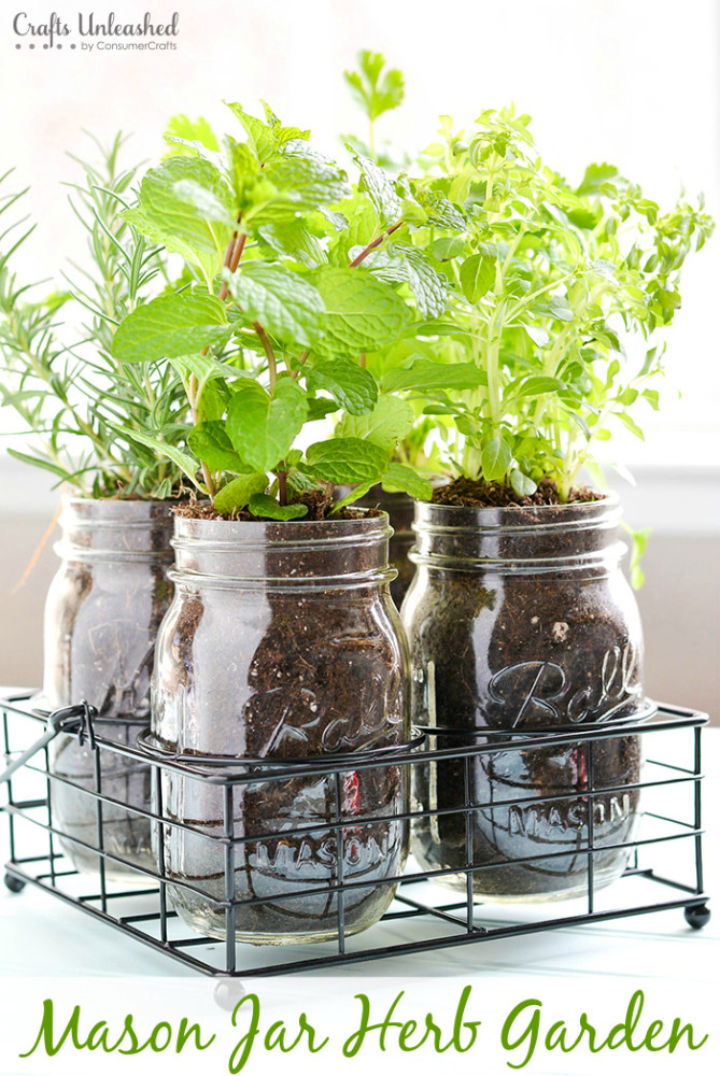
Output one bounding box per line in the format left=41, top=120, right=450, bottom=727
left=0, top=135, right=189, bottom=498
left=375, top=107, right=713, bottom=500
left=111, top=103, right=437, bottom=519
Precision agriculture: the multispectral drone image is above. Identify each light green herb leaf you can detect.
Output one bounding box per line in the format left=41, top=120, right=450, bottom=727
left=124, top=157, right=235, bottom=283
left=460, top=253, right=495, bottom=302
left=432, top=236, right=467, bottom=261
left=305, top=437, right=388, bottom=485
left=344, top=51, right=405, bottom=121
left=6, top=448, right=75, bottom=483
left=308, top=358, right=378, bottom=415
left=509, top=469, right=538, bottom=497
left=614, top=412, right=646, bottom=440
left=481, top=436, right=512, bottom=482
left=248, top=493, right=308, bottom=520
left=624, top=524, right=650, bottom=589
left=383, top=358, right=487, bottom=392
left=164, top=114, right=220, bottom=154
left=331, top=481, right=375, bottom=514
left=112, top=291, right=231, bottom=364
left=172, top=180, right=235, bottom=225
left=257, top=219, right=327, bottom=267
left=188, top=421, right=250, bottom=473
left=262, top=154, right=350, bottom=212
left=336, top=395, right=414, bottom=453
left=381, top=462, right=432, bottom=500
left=225, top=103, right=277, bottom=162
left=214, top=472, right=269, bottom=514
left=227, top=378, right=308, bottom=472
left=576, top=162, right=619, bottom=196
left=354, top=153, right=402, bottom=222
left=368, top=243, right=448, bottom=317
left=227, top=263, right=325, bottom=348
left=315, top=267, right=413, bottom=354
left=118, top=428, right=201, bottom=485
left=507, top=376, right=565, bottom=400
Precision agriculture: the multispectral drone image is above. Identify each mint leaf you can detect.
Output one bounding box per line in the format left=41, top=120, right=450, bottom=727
left=354, top=153, right=402, bottom=222
left=460, top=254, right=495, bottom=302
left=368, top=243, right=448, bottom=317
left=308, top=358, right=378, bottom=415
left=188, top=421, right=250, bottom=473
left=227, top=263, right=325, bottom=348
left=315, top=267, right=413, bottom=354
left=257, top=219, right=327, bottom=267
left=248, top=494, right=308, bottom=520
left=226, top=378, right=308, bottom=472
left=214, top=472, right=269, bottom=514
left=124, top=157, right=235, bottom=284
left=225, top=104, right=277, bottom=162
left=112, top=291, right=231, bottom=364
left=305, top=437, right=388, bottom=485
left=262, top=154, right=350, bottom=213
left=381, top=462, right=432, bottom=500
left=336, top=395, right=413, bottom=453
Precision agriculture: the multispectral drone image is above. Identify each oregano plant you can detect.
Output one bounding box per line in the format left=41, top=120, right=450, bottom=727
left=363, top=104, right=713, bottom=501
left=112, top=102, right=437, bottom=519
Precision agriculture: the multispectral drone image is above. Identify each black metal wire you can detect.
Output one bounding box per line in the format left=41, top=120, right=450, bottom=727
left=0, top=690, right=711, bottom=977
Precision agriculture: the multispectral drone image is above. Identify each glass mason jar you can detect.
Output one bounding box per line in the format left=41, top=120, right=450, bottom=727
left=402, top=495, right=647, bottom=902
left=43, top=498, right=174, bottom=879
left=334, top=485, right=415, bottom=608
left=151, top=511, right=409, bottom=944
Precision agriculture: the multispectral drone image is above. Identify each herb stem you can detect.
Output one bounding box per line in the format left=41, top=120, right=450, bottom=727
left=277, top=468, right=287, bottom=506
left=219, top=231, right=247, bottom=301
left=187, top=371, right=216, bottom=498
left=254, top=321, right=278, bottom=391
left=349, top=220, right=405, bottom=267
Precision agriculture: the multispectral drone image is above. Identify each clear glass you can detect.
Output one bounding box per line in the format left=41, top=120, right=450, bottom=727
left=402, top=495, right=647, bottom=901
left=152, top=511, right=410, bottom=944
left=43, top=498, right=174, bottom=878
left=354, top=487, right=415, bottom=608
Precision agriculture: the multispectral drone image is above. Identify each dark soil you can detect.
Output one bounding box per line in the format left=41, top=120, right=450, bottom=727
left=432, top=476, right=602, bottom=508
left=175, top=488, right=378, bottom=522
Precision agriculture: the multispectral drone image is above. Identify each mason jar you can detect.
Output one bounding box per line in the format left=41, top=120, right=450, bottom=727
left=334, top=486, right=416, bottom=608
left=402, top=494, right=648, bottom=901
left=151, top=510, right=409, bottom=944
left=43, top=498, right=174, bottom=878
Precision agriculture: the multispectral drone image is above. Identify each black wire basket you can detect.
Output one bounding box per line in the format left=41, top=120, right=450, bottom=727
left=0, top=689, right=711, bottom=977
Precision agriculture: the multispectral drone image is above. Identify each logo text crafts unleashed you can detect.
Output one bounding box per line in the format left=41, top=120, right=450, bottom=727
left=12, top=11, right=180, bottom=51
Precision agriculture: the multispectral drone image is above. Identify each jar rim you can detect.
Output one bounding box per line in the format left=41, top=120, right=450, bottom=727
left=413, top=491, right=621, bottom=534
left=61, top=495, right=175, bottom=522
left=172, top=506, right=392, bottom=549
